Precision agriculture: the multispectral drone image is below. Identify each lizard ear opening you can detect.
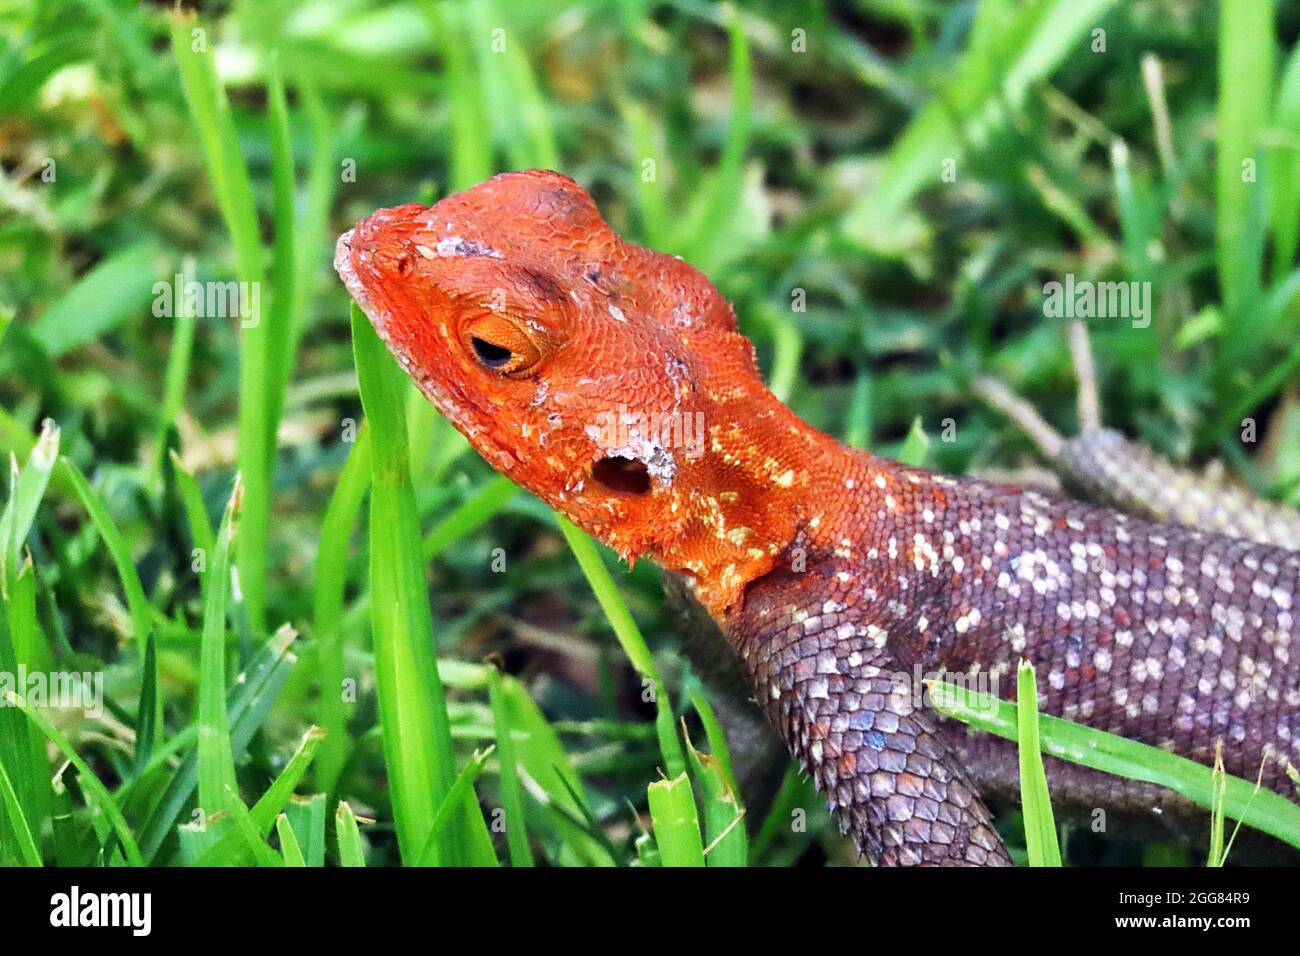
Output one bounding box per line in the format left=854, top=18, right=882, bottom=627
left=592, top=455, right=651, bottom=495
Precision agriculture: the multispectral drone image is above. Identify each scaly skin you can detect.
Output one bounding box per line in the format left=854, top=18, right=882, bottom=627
left=336, top=169, right=1300, bottom=866
left=1057, top=429, right=1300, bottom=550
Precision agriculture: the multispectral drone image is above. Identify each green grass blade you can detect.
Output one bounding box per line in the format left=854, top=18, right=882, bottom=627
left=3, top=418, right=58, bottom=589
left=1207, top=743, right=1260, bottom=866
left=353, top=301, right=449, bottom=858
left=335, top=800, right=367, bottom=867
left=1110, top=138, right=1155, bottom=277
left=1, top=442, right=55, bottom=841
left=0, top=36, right=87, bottom=113
left=284, top=794, right=327, bottom=867
left=134, top=633, right=158, bottom=769
left=756, top=302, right=802, bottom=404
left=263, top=58, right=298, bottom=455
left=647, top=773, right=705, bottom=867
left=0, top=568, right=51, bottom=837
left=528, top=773, right=620, bottom=866
left=198, top=476, right=241, bottom=817
left=224, top=788, right=284, bottom=867
left=29, top=243, right=159, bottom=358
left=686, top=682, right=739, bottom=796
left=483, top=667, right=615, bottom=866
left=472, top=0, right=557, bottom=170
left=1209, top=746, right=1228, bottom=866
left=1217, top=0, right=1275, bottom=314
left=621, top=96, right=668, bottom=248
left=276, top=813, right=306, bottom=866
left=168, top=450, right=215, bottom=558
left=169, top=10, right=263, bottom=293
left=171, top=10, right=271, bottom=634
left=312, top=423, right=370, bottom=793
left=243, top=725, right=326, bottom=831
left=897, top=416, right=929, bottom=467
left=423, top=473, right=516, bottom=560
left=844, top=372, right=873, bottom=450
left=3, top=565, right=44, bottom=675
left=352, top=303, right=493, bottom=864
left=136, top=624, right=299, bottom=862
left=1015, top=661, right=1061, bottom=867
left=49, top=772, right=81, bottom=867
left=1270, top=40, right=1300, bottom=275
left=556, top=514, right=686, bottom=778
left=684, top=723, right=747, bottom=867
left=153, top=257, right=198, bottom=484
left=0, top=750, right=42, bottom=865
left=0, top=423, right=58, bottom=837
left=296, top=79, right=338, bottom=330
left=195, top=725, right=326, bottom=865
left=423, top=0, right=492, bottom=191
left=5, top=689, right=143, bottom=866
left=416, top=746, right=497, bottom=866
left=929, top=678, right=1300, bottom=851
left=487, top=664, right=533, bottom=866
left=59, top=458, right=152, bottom=655
left=497, top=0, right=558, bottom=169
left=675, top=3, right=752, bottom=273
left=177, top=816, right=220, bottom=864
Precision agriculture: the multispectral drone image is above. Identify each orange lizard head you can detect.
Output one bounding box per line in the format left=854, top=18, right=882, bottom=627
left=336, top=169, right=834, bottom=615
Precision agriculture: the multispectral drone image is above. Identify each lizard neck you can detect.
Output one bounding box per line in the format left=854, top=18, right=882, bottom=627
left=661, top=377, right=887, bottom=620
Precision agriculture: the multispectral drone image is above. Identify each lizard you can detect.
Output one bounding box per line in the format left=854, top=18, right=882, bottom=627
left=335, top=169, right=1300, bottom=866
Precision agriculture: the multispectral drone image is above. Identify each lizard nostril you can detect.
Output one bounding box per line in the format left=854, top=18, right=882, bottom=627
left=592, top=455, right=651, bottom=495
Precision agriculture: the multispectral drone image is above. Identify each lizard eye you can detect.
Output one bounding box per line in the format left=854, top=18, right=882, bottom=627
left=471, top=336, right=512, bottom=367
left=462, top=314, right=542, bottom=376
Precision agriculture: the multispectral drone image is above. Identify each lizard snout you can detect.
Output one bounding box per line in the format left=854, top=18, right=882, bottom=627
left=334, top=226, right=384, bottom=335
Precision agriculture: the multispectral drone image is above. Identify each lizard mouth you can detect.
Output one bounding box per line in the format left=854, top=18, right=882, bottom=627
left=591, top=455, right=652, bottom=495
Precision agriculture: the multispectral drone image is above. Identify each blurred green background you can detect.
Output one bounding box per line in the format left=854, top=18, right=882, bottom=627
left=2, top=0, right=1300, bottom=867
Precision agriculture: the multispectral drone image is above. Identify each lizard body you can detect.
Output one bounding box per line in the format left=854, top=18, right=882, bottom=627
left=336, top=169, right=1300, bottom=866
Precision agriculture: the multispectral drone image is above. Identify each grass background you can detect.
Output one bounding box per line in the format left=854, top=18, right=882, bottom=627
left=2, top=0, right=1300, bottom=867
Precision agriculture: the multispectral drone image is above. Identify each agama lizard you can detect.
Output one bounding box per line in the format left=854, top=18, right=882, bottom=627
left=336, top=169, right=1300, bottom=866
